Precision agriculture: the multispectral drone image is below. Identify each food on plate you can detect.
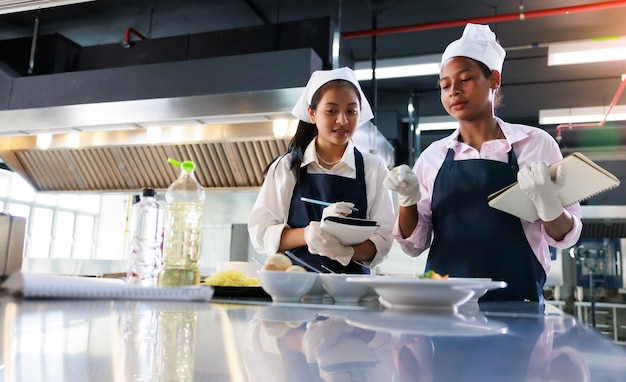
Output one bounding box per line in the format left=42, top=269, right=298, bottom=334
left=203, top=269, right=261, bottom=287
left=285, top=265, right=306, bottom=272
left=262, top=253, right=292, bottom=271
left=419, top=270, right=449, bottom=279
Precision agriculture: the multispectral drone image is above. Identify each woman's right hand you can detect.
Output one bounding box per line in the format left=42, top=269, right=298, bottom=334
left=384, top=165, right=421, bottom=207
left=321, top=202, right=354, bottom=220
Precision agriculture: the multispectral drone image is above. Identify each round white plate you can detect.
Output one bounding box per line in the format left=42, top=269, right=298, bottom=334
left=345, top=276, right=507, bottom=311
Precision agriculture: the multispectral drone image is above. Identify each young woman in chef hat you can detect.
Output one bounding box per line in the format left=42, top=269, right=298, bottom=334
left=384, top=23, right=583, bottom=302
left=248, top=67, right=395, bottom=273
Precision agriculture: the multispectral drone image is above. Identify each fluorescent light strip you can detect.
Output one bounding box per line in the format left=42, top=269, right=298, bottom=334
left=0, top=0, right=95, bottom=15
left=355, top=63, right=440, bottom=80
left=417, top=116, right=457, bottom=131
left=547, top=36, right=626, bottom=66
left=354, top=54, right=441, bottom=80
left=539, top=105, right=626, bottom=125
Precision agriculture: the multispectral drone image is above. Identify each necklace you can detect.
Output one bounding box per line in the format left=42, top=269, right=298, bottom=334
left=316, top=152, right=341, bottom=166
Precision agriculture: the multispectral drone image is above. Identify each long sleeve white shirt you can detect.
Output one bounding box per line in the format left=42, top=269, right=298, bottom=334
left=393, top=117, right=582, bottom=275
left=248, top=139, right=395, bottom=267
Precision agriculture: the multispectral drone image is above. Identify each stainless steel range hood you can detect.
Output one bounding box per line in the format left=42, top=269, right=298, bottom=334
left=0, top=49, right=327, bottom=191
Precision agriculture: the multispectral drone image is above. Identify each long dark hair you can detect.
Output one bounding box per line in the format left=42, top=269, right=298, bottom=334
left=263, top=79, right=362, bottom=179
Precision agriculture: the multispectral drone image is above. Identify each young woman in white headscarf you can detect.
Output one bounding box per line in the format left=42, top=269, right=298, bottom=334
left=248, top=67, right=395, bottom=273
left=384, top=24, right=582, bottom=302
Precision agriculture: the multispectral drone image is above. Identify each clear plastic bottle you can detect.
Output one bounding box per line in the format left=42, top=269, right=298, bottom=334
left=158, top=159, right=206, bottom=286
left=127, top=188, right=162, bottom=286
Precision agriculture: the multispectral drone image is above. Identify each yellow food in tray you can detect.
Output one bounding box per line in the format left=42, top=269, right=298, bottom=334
left=419, top=270, right=449, bottom=279
left=203, top=270, right=261, bottom=287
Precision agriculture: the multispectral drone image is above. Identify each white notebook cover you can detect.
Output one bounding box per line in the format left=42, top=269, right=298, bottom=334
left=1, top=271, right=214, bottom=301
left=488, top=152, right=620, bottom=222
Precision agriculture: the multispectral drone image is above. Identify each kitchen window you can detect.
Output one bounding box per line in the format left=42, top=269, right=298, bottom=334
left=0, top=168, right=128, bottom=261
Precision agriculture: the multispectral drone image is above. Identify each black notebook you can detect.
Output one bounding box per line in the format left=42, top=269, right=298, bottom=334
left=488, top=152, right=620, bottom=222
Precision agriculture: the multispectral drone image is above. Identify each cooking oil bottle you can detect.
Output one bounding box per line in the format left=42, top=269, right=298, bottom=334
left=158, top=158, right=206, bottom=286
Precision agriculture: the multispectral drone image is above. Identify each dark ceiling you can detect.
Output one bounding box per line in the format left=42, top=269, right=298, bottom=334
left=1, top=0, right=626, bottom=128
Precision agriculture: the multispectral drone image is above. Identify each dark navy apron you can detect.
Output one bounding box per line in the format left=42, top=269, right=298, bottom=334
left=427, top=147, right=546, bottom=302
left=287, top=147, right=369, bottom=274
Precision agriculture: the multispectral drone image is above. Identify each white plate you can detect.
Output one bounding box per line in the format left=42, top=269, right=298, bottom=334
left=334, top=309, right=508, bottom=337
left=345, top=276, right=507, bottom=311
left=450, top=277, right=493, bottom=303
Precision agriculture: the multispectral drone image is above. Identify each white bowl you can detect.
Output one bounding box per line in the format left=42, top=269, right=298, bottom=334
left=319, top=273, right=371, bottom=304
left=257, top=270, right=318, bottom=303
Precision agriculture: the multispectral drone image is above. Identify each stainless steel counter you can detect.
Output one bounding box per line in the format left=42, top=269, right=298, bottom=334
left=0, top=295, right=625, bottom=381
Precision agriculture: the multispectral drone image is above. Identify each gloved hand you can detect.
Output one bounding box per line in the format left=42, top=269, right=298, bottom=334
left=304, top=221, right=354, bottom=266
left=322, top=202, right=354, bottom=221
left=518, top=161, right=565, bottom=222
left=303, top=317, right=353, bottom=362
left=383, top=164, right=420, bottom=206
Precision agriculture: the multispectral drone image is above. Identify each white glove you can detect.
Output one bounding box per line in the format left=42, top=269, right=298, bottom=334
left=383, top=164, right=421, bottom=207
left=303, top=318, right=353, bottom=362
left=321, top=202, right=354, bottom=221
left=304, top=221, right=354, bottom=266
left=518, top=161, right=565, bottom=222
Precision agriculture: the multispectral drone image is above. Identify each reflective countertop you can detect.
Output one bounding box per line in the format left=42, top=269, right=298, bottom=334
left=0, top=295, right=625, bottom=382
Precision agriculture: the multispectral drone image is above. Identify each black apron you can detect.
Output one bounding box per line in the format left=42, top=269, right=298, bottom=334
left=287, top=147, right=369, bottom=274
left=427, top=147, right=546, bottom=302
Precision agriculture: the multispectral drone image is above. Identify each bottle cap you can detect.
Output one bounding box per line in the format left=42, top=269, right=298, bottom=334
left=168, top=158, right=196, bottom=173
left=141, top=188, right=157, bottom=198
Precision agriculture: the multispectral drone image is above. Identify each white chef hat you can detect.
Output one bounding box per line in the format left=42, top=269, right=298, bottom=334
left=440, top=23, right=506, bottom=74
left=291, top=66, right=374, bottom=127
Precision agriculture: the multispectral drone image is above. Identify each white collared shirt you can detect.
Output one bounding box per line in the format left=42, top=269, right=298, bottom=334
left=248, top=138, right=395, bottom=267
left=393, top=117, right=583, bottom=275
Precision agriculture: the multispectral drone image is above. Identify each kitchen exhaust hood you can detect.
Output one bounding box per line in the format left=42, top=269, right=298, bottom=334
left=0, top=48, right=328, bottom=191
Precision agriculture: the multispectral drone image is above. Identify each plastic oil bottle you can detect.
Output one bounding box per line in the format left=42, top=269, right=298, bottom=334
left=158, top=158, right=206, bottom=286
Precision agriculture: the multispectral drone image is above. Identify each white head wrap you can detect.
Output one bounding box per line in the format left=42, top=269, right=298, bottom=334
left=291, top=66, right=374, bottom=127
left=440, top=23, right=506, bottom=74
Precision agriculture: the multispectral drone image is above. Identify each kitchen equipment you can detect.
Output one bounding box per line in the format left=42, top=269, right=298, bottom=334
left=0, top=213, right=25, bottom=280
left=575, top=238, right=622, bottom=290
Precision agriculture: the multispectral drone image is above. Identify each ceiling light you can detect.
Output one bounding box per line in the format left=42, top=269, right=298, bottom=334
left=417, top=116, right=458, bottom=131
left=36, top=133, right=52, bottom=150
left=354, top=54, right=441, bottom=80
left=547, top=36, right=626, bottom=66
left=0, top=0, right=95, bottom=15
left=539, top=105, right=626, bottom=125
left=272, top=119, right=298, bottom=139
left=145, top=127, right=161, bottom=143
